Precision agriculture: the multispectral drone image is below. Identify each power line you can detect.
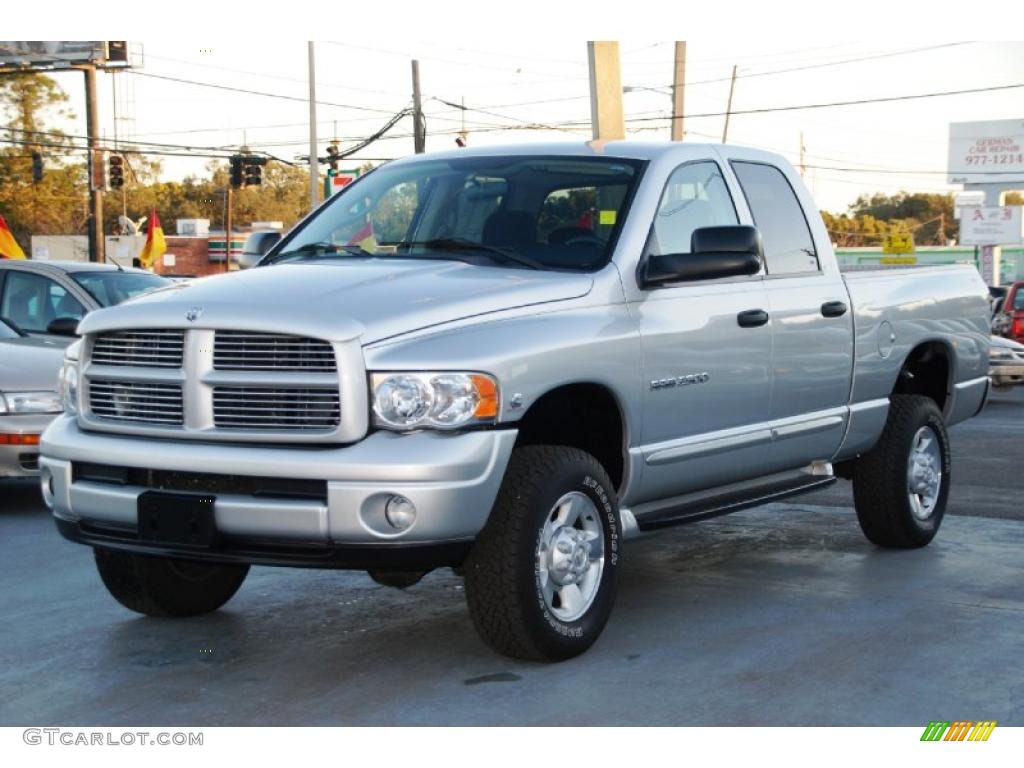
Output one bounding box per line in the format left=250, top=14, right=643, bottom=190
left=129, top=71, right=406, bottom=115
left=614, top=81, right=1024, bottom=123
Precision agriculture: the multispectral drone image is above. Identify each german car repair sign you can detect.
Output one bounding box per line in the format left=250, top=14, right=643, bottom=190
left=948, top=119, right=1024, bottom=184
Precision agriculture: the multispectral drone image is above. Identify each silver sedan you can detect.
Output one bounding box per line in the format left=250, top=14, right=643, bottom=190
left=0, top=319, right=66, bottom=477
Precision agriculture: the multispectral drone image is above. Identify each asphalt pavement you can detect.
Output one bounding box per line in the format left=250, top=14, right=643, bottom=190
left=1, top=386, right=1021, bottom=726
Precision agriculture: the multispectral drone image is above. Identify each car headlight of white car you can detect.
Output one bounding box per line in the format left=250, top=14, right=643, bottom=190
left=56, top=339, right=82, bottom=415
left=370, top=372, right=499, bottom=430
left=0, top=390, right=63, bottom=414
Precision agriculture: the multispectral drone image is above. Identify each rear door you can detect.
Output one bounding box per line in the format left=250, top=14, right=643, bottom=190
left=728, top=158, right=854, bottom=471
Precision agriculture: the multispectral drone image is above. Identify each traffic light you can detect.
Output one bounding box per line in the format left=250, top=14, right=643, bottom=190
left=109, top=154, right=124, bottom=190
left=31, top=151, right=43, bottom=183
left=229, top=155, right=243, bottom=188
left=243, top=155, right=266, bottom=187
left=326, top=142, right=339, bottom=171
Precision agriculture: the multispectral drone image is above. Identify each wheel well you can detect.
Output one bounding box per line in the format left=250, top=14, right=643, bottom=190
left=512, top=384, right=625, bottom=491
left=892, top=341, right=950, bottom=412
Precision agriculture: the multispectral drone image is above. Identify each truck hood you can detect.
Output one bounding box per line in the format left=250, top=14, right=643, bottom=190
left=77, top=259, right=594, bottom=343
left=0, top=337, right=67, bottom=391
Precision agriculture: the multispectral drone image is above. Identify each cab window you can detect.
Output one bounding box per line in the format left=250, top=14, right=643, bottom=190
left=647, top=161, right=738, bottom=256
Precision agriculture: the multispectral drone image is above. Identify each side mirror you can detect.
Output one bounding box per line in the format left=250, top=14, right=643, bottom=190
left=238, top=232, right=283, bottom=270
left=46, top=317, right=80, bottom=337
left=642, top=225, right=763, bottom=286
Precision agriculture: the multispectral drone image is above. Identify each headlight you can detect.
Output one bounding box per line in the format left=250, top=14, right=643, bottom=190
left=370, top=372, right=499, bottom=430
left=57, top=361, right=79, bottom=415
left=0, top=391, right=63, bottom=414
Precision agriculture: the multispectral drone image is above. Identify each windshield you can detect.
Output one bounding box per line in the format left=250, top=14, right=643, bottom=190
left=71, top=271, right=170, bottom=307
left=274, top=155, right=644, bottom=271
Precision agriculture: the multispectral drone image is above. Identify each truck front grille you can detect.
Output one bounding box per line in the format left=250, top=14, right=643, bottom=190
left=91, top=330, right=185, bottom=368
left=213, top=387, right=340, bottom=431
left=89, top=380, right=184, bottom=425
left=214, top=332, right=336, bottom=372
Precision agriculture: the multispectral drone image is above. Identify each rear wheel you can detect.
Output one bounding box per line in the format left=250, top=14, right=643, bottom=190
left=464, top=445, right=620, bottom=661
left=94, top=549, right=249, bottom=617
left=852, top=395, right=951, bottom=548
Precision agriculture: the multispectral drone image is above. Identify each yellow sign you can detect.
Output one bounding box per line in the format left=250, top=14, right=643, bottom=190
left=880, top=256, right=918, bottom=265
left=599, top=210, right=617, bottom=226
left=882, top=232, right=915, bottom=254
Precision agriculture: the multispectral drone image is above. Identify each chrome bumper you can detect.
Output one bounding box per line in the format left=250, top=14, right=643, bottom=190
left=40, top=415, right=516, bottom=563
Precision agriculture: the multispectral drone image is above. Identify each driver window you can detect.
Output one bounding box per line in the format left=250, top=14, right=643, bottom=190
left=648, top=161, right=738, bottom=256
left=0, top=271, right=85, bottom=333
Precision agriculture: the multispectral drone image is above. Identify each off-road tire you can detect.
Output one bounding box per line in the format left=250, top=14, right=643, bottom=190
left=94, top=548, right=249, bottom=617
left=852, top=394, right=951, bottom=548
left=464, top=445, right=621, bottom=661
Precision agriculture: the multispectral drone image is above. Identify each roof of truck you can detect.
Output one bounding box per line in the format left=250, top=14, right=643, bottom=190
left=387, top=140, right=786, bottom=165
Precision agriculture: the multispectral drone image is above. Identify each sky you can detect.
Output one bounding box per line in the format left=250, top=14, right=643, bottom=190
left=23, top=39, right=1024, bottom=213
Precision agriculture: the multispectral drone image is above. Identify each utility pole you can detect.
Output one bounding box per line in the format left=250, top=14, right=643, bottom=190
left=670, top=41, right=686, bottom=141
left=721, top=65, right=737, bottom=144
left=587, top=41, right=625, bottom=141
left=412, top=60, right=425, bottom=153
left=307, top=42, right=320, bottom=209
left=224, top=186, right=233, bottom=273
left=938, top=211, right=945, bottom=246
left=83, top=66, right=105, bottom=263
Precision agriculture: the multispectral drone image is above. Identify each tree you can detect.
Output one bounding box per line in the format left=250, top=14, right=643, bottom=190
left=0, top=72, right=82, bottom=247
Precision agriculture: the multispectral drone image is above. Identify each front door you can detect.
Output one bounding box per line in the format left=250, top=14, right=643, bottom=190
left=628, top=160, right=773, bottom=505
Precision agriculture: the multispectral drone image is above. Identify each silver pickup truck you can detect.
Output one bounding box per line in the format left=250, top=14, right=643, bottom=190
left=40, top=142, right=990, bottom=661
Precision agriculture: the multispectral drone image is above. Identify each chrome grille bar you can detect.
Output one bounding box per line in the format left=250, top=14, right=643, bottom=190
left=214, top=331, right=336, bottom=372
left=89, top=380, right=184, bottom=425
left=92, top=330, right=184, bottom=368
left=213, top=387, right=340, bottom=430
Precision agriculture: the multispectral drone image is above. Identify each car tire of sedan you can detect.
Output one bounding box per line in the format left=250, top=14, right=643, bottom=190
left=852, top=394, right=951, bottom=548
left=463, top=445, right=620, bottom=661
left=93, top=548, right=249, bottom=617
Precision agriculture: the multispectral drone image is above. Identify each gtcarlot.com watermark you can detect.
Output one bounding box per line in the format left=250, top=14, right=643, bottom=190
left=23, top=728, right=203, bottom=747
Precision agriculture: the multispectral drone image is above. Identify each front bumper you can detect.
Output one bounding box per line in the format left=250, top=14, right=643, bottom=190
left=40, top=415, right=517, bottom=568
left=0, top=412, right=59, bottom=478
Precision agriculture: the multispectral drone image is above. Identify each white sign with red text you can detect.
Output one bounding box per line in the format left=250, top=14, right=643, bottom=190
left=958, top=206, right=1023, bottom=246
left=948, top=119, right=1024, bottom=184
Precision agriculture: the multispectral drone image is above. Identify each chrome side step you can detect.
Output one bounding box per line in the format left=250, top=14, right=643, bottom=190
left=632, top=470, right=836, bottom=533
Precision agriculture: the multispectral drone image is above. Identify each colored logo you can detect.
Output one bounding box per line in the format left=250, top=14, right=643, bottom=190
left=920, top=721, right=996, bottom=742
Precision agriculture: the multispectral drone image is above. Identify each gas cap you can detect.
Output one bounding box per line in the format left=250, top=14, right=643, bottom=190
left=878, top=320, right=896, bottom=359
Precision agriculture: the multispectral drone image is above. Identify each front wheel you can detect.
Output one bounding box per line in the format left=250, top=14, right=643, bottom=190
left=852, top=395, right=951, bottom=548
left=94, top=549, right=249, bottom=617
left=464, top=445, right=621, bottom=661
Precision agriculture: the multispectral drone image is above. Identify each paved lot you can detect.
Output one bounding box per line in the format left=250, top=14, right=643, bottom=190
left=1, top=387, right=1021, bottom=726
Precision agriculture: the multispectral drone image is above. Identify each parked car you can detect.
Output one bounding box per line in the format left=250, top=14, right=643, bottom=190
left=0, top=260, right=171, bottom=340
left=989, top=334, right=1024, bottom=388
left=993, top=280, right=1024, bottom=343
left=40, top=142, right=990, bottom=661
left=0, top=318, right=66, bottom=478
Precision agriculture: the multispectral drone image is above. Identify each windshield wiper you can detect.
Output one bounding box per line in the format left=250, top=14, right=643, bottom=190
left=391, top=238, right=542, bottom=270
left=259, top=241, right=373, bottom=266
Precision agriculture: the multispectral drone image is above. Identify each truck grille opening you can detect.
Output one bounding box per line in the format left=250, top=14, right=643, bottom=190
left=89, top=380, right=185, bottom=425
left=91, top=330, right=185, bottom=368
left=213, top=332, right=336, bottom=372
left=72, top=462, right=328, bottom=501
left=212, top=387, right=340, bottom=431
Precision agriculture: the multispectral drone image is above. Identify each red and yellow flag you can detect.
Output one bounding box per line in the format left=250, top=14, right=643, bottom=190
left=138, top=209, right=167, bottom=269
left=0, top=215, right=26, bottom=260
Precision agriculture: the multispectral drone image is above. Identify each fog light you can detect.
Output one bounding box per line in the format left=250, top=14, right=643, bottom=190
left=384, top=495, right=417, bottom=530
left=40, top=467, right=54, bottom=509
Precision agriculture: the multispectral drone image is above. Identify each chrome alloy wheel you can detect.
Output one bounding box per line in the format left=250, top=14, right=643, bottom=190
left=536, top=491, right=605, bottom=622
left=907, top=425, right=942, bottom=520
